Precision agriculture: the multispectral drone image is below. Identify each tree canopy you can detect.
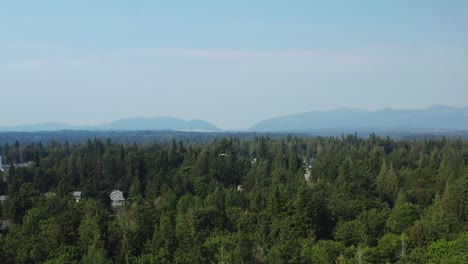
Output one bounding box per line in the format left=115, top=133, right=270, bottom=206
left=0, top=134, right=467, bottom=263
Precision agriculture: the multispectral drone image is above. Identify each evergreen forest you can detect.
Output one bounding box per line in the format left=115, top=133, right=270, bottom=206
left=0, top=134, right=467, bottom=263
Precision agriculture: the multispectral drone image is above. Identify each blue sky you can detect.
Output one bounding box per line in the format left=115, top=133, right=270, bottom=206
left=1, top=1, right=467, bottom=130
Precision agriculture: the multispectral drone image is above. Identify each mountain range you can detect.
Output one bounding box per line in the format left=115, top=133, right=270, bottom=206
left=1, top=106, right=468, bottom=133
left=249, top=105, right=468, bottom=132
left=0, top=117, right=221, bottom=132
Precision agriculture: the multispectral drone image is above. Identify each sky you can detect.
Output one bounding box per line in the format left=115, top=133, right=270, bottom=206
left=1, top=1, right=468, bottom=130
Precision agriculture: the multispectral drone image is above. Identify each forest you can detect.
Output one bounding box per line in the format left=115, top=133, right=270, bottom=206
left=0, top=134, right=467, bottom=263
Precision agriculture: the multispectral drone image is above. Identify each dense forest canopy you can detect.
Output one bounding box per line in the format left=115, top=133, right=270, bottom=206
left=0, top=134, right=467, bottom=263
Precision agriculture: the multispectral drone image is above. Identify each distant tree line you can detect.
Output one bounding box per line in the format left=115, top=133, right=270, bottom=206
left=0, top=131, right=312, bottom=146
left=1, top=130, right=467, bottom=146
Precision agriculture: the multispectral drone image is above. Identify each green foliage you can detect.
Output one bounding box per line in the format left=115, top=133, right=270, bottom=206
left=0, top=135, right=467, bottom=263
left=375, top=161, right=399, bottom=207
left=386, top=202, right=421, bottom=234
left=425, top=232, right=468, bottom=263
left=6, top=182, right=41, bottom=223
left=302, top=240, right=345, bottom=264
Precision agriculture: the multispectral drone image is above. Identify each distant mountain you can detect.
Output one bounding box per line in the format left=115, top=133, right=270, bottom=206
left=97, top=117, right=221, bottom=132
left=0, top=117, right=221, bottom=132
left=0, top=122, right=82, bottom=132
left=249, top=105, right=468, bottom=132
left=2, top=106, right=468, bottom=133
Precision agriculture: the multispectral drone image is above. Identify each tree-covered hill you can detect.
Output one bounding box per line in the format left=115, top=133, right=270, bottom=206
left=0, top=117, right=221, bottom=132
left=249, top=105, right=468, bottom=132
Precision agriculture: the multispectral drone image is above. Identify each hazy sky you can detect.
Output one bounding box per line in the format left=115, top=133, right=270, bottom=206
left=1, top=1, right=468, bottom=130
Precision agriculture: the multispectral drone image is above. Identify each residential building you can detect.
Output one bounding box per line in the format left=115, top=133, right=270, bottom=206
left=110, top=190, right=125, bottom=207
left=73, top=191, right=83, bottom=202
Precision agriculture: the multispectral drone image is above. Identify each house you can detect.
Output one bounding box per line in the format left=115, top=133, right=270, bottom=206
left=0, top=195, right=7, bottom=205
left=15, top=162, right=33, bottom=168
left=73, top=191, right=83, bottom=202
left=304, top=163, right=312, bottom=182
left=110, top=190, right=125, bottom=207
left=0, top=219, right=11, bottom=235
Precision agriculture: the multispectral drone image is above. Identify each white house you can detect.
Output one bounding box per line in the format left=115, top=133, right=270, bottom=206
left=0, top=195, right=7, bottom=205
left=110, top=190, right=125, bottom=207
left=73, top=191, right=83, bottom=202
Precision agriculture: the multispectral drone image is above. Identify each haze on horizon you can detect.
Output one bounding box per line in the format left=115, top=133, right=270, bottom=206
left=1, top=1, right=468, bottom=130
